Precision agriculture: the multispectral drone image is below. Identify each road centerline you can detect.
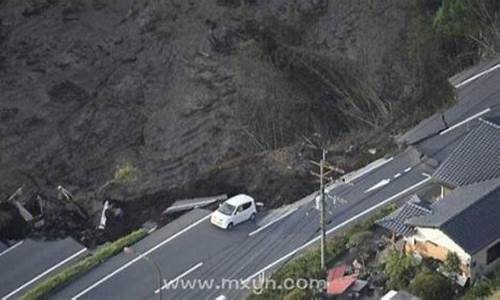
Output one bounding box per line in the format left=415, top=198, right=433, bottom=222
left=339, top=157, right=394, bottom=185
left=242, top=176, right=432, bottom=283
left=154, top=262, right=204, bottom=294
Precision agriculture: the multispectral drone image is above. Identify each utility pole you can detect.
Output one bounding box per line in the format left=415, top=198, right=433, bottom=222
left=319, top=150, right=326, bottom=270
left=310, top=149, right=345, bottom=270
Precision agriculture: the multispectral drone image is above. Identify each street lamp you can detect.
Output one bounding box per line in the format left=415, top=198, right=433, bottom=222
left=123, top=247, right=163, bottom=300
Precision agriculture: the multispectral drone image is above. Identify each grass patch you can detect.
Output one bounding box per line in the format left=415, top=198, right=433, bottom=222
left=22, top=229, right=147, bottom=300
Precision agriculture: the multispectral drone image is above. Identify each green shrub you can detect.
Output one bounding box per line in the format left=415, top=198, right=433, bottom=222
left=282, top=288, right=311, bottom=300
left=383, top=250, right=417, bottom=290
left=410, top=268, right=454, bottom=300
left=462, top=271, right=499, bottom=299
left=433, top=0, right=500, bottom=58
left=463, top=280, right=494, bottom=300
left=22, top=229, right=147, bottom=300
left=114, top=163, right=139, bottom=184
left=462, top=267, right=500, bottom=300
left=433, top=0, right=474, bottom=37
left=443, top=251, right=461, bottom=282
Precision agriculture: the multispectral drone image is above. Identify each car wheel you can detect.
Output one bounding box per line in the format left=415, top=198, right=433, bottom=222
left=250, top=213, right=256, bottom=222
left=227, top=223, right=233, bottom=230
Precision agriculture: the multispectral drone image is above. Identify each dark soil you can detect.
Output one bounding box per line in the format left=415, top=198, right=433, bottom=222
left=0, top=0, right=434, bottom=246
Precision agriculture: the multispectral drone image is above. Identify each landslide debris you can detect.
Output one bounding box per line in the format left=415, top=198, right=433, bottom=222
left=0, top=0, right=465, bottom=244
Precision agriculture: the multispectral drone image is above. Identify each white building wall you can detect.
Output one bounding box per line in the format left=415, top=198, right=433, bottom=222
left=407, top=228, right=500, bottom=281
left=410, top=227, right=471, bottom=263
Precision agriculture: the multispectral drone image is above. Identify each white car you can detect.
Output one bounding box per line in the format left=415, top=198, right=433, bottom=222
left=210, top=194, right=257, bottom=229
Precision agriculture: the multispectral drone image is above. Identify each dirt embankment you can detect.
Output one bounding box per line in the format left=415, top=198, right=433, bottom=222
left=0, top=0, right=427, bottom=245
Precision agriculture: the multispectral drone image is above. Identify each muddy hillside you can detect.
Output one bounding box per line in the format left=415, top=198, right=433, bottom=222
left=0, top=0, right=461, bottom=243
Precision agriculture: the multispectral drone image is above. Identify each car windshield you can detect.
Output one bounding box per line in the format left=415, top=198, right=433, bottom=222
left=218, top=202, right=235, bottom=216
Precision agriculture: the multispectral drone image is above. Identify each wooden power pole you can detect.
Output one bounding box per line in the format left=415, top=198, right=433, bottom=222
left=310, top=149, right=345, bottom=270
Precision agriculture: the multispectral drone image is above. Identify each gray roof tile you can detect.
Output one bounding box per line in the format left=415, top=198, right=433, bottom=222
left=376, top=195, right=431, bottom=237
left=407, top=178, right=500, bottom=254
left=432, top=119, right=500, bottom=187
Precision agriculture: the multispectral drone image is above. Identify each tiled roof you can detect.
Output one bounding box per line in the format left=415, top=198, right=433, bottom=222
left=407, top=178, right=500, bottom=254
left=432, top=118, right=500, bottom=187
left=327, top=276, right=357, bottom=295
left=376, top=195, right=431, bottom=237
left=327, top=265, right=347, bottom=281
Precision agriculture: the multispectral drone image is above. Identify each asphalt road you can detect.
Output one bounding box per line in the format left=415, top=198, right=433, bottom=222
left=0, top=238, right=86, bottom=300
left=47, top=147, right=434, bottom=300
left=53, top=61, right=499, bottom=300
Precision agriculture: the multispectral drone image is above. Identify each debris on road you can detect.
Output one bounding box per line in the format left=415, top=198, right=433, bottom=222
left=163, top=194, right=228, bottom=215
left=98, top=201, right=110, bottom=230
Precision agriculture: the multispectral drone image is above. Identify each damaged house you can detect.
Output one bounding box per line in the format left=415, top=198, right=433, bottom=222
left=378, top=118, right=500, bottom=283
left=405, top=179, right=500, bottom=282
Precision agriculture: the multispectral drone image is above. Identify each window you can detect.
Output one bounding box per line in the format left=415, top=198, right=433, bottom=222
left=486, top=241, right=500, bottom=264
left=218, top=203, right=235, bottom=216
left=241, top=202, right=252, bottom=210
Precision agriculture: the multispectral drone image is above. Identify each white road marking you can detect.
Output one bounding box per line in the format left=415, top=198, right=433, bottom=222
left=364, top=179, right=391, bottom=193
left=2, top=248, right=87, bottom=300
left=325, top=157, right=394, bottom=193
left=404, top=167, right=412, bottom=173
left=154, top=262, right=204, bottom=293
left=393, top=173, right=401, bottom=179
left=455, top=64, right=500, bottom=88
left=147, top=226, right=158, bottom=234
left=0, top=241, right=23, bottom=257
left=439, top=108, right=491, bottom=135
left=243, top=176, right=432, bottom=283
left=248, top=208, right=299, bottom=237
left=71, top=214, right=211, bottom=300
left=422, top=172, right=432, bottom=178
left=333, top=157, right=394, bottom=188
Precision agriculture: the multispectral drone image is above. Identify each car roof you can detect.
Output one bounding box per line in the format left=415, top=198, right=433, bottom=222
left=226, top=194, right=254, bottom=206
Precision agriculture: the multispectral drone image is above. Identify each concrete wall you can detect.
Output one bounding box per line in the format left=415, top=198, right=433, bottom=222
left=472, top=238, right=500, bottom=279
